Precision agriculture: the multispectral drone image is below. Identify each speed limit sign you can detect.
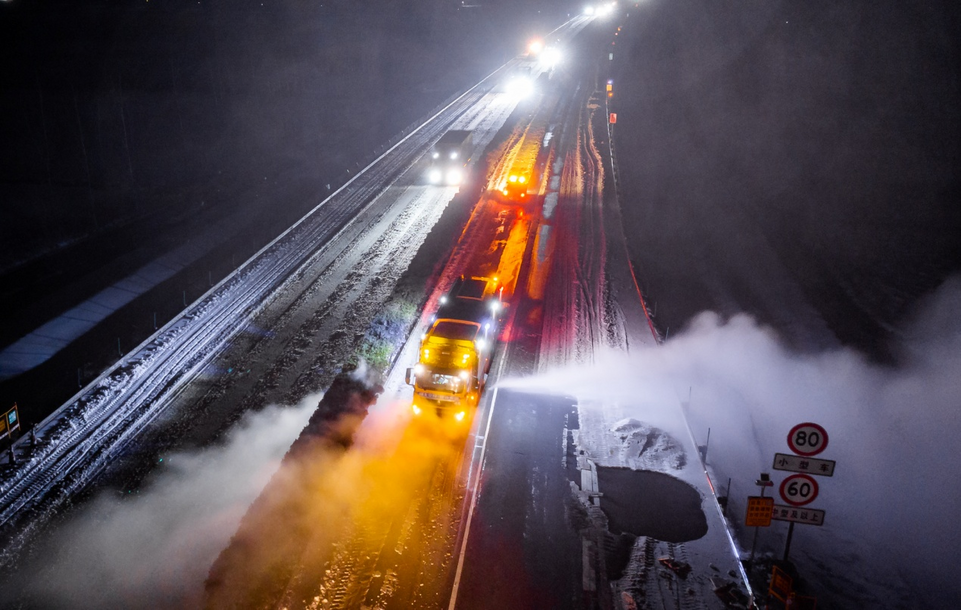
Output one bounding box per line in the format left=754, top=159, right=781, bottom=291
left=779, top=474, right=819, bottom=506
left=787, top=423, right=829, bottom=456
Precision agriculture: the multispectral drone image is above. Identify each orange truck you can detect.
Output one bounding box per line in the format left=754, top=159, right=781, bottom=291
left=406, top=277, right=502, bottom=422
left=501, top=166, right=534, bottom=201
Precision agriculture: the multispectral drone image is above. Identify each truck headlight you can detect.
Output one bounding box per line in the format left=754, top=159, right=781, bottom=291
left=428, top=168, right=442, bottom=183
left=446, top=169, right=462, bottom=185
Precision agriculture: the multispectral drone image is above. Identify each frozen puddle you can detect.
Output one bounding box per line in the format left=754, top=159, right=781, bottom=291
left=596, top=467, right=707, bottom=543
left=570, top=400, right=751, bottom=608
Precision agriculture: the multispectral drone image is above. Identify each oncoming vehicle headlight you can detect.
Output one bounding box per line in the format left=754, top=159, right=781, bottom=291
left=432, top=151, right=440, bottom=159
left=413, top=363, right=424, bottom=375
left=540, top=46, right=561, bottom=68
left=450, top=151, right=458, bottom=159
left=458, top=370, right=470, bottom=381
left=428, top=168, right=442, bottom=183
left=475, top=338, right=486, bottom=350
left=505, top=77, right=534, bottom=100
left=446, top=169, right=463, bottom=185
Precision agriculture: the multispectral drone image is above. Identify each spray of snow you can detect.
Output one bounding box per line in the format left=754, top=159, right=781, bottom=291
left=2, top=395, right=319, bottom=610
left=500, top=277, right=961, bottom=607
left=203, top=394, right=460, bottom=608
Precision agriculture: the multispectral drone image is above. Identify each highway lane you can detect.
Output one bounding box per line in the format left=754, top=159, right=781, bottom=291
left=450, top=16, right=751, bottom=610
left=453, top=387, right=584, bottom=609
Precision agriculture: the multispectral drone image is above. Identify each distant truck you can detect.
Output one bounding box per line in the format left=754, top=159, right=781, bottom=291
left=406, top=276, right=502, bottom=422
left=500, top=144, right=540, bottom=202
left=500, top=166, right=533, bottom=201
left=427, top=130, right=473, bottom=186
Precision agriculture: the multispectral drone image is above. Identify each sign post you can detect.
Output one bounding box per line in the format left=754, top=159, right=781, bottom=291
left=747, top=473, right=774, bottom=568
left=777, top=423, right=833, bottom=563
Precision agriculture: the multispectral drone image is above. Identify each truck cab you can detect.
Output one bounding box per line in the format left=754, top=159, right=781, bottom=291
left=407, top=319, right=488, bottom=421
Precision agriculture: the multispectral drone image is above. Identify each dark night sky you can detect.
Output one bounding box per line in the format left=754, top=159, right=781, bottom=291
left=0, top=0, right=566, bottom=269
left=612, top=0, right=961, bottom=359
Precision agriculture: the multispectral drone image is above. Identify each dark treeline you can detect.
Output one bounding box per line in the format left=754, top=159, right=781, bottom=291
left=0, top=0, right=564, bottom=270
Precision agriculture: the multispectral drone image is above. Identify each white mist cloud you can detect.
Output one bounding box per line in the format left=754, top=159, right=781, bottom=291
left=501, top=277, right=961, bottom=607
left=7, top=395, right=318, bottom=610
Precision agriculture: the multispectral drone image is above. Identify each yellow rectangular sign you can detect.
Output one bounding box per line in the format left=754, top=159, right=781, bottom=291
left=745, top=496, right=774, bottom=527
left=769, top=565, right=793, bottom=601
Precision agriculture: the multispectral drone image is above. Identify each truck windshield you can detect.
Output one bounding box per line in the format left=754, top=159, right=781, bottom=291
left=457, top=279, right=487, bottom=300
left=421, top=373, right=465, bottom=393
left=430, top=321, right=478, bottom=341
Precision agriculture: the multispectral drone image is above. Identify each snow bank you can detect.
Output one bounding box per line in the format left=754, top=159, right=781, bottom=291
left=502, top=276, right=961, bottom=607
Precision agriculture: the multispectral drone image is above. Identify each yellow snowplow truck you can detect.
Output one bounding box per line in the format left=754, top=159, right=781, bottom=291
left=406, top=277, right=502, bottom=422
left=501, top=166, right=534, bottom=201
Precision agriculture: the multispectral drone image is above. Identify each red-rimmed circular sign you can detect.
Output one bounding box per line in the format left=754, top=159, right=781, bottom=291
left=787, top=422, right=829, bottom=456
left=779, top=474, right=819, bottom=506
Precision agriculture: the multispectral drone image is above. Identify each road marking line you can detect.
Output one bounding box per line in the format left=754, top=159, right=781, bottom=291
left=448, top=386, right=499, bottom=610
